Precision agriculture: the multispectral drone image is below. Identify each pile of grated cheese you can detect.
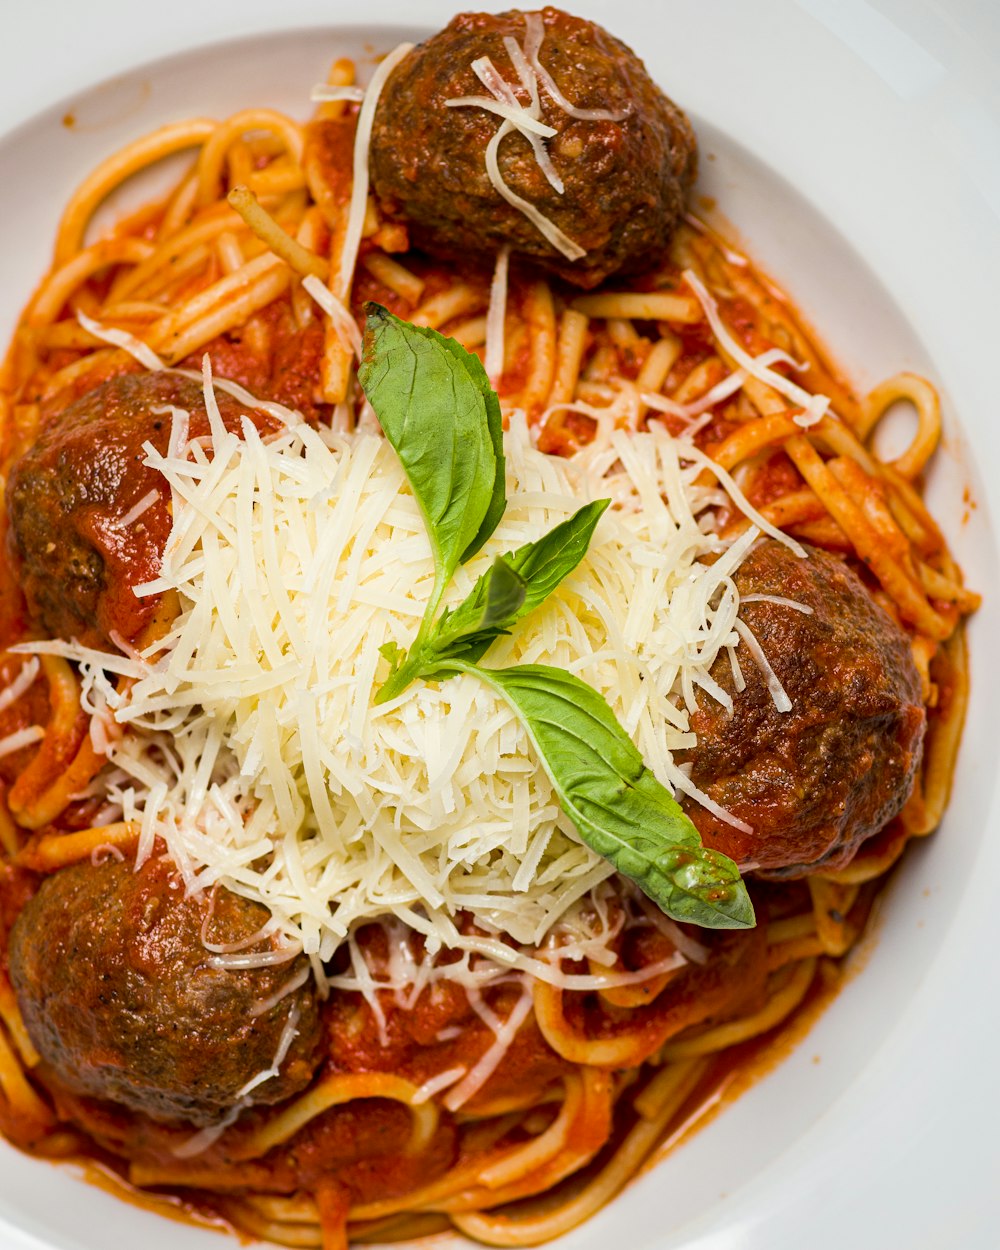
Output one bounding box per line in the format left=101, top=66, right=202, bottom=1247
left=60, top=392, right=785, bottom=981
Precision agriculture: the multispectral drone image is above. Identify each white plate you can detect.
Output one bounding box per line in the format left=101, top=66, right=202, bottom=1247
left=1, top=4, right=999, bottom=1249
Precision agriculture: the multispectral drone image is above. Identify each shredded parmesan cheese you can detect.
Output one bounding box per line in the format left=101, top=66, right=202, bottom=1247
left=0, top=659, right=40, bottom=714
left=742, top=593, right=813, bottom=615
left=734, top=619, right=793, bottom=713
left=443, top=20, right=613, bottom=261
left=113, top=489, right=160, bottom=529
left=0, top=726, right=43, bottom=758
left=413, top=1067, right=467, bottom=1104
left=41, top=390, right=786, bottom=981
left=310, top=85, right=366, bottom=104
left=682, top=270, right=832, bottom=428
left=170, top=1002, right=302, bottom=1158
left=445, top=93, right=557, bottom=139
left=641, top=347, right=807, bottom=426
left=302, top=274, right=363, bottom=358
left=475, top=52, right=564, bottom=193
left=522, top=14, right=627, bottom=122
left=237, top=1003, right=302, bottom=1098
left=335, top=41, right=414, bottom=302
left=484, top=246, right=510, bottom=386
left=172, top=1102, right=244, bottom=1159
left=442, top=981, right=533, bottom=1110
left=76, top=309, right=166, bottom=372
left=483, top=121, right=585, bottom=260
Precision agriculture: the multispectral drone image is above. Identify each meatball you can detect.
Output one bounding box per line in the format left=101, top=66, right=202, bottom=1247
left=369, top=7, right=697, bottom=288
left=8, top=855, right=321, bottom=1125
left=6, top=372, right=273, bottom=649
left=677, top=541, right=925, bottom=877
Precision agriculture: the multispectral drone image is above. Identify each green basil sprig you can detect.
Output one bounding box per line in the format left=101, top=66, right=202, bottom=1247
left=359, top=304, right=506, bottom=701
left=357, top=304, right=755, bottom=930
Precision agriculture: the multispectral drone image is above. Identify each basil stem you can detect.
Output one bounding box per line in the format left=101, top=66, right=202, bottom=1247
left=431, top=660, right=755, bottom=930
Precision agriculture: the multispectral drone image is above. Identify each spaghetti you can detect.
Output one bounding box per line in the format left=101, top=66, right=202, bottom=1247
left=0, top=13, right=978, bottom=1250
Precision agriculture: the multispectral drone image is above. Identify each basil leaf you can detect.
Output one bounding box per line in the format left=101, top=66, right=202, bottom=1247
left=436, top=661, right=754, bottom=930
left=460, top=371, right=506, bottom=564
left=359, top=303, right=503, bottom=589
left=426, top=500, right=610, bottom=664
left=359, top=304, right=506, bottom=701
left=479, top=557, right=528, bottom=628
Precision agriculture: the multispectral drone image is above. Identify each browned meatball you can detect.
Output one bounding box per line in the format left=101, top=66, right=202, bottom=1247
left=677, top=541, right=925, bottom=877
left=6, top=373, right=275, bottom=649
left=8, top=855, right=321, bottom=1125
left=369, top=7, right=697, bottom=288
